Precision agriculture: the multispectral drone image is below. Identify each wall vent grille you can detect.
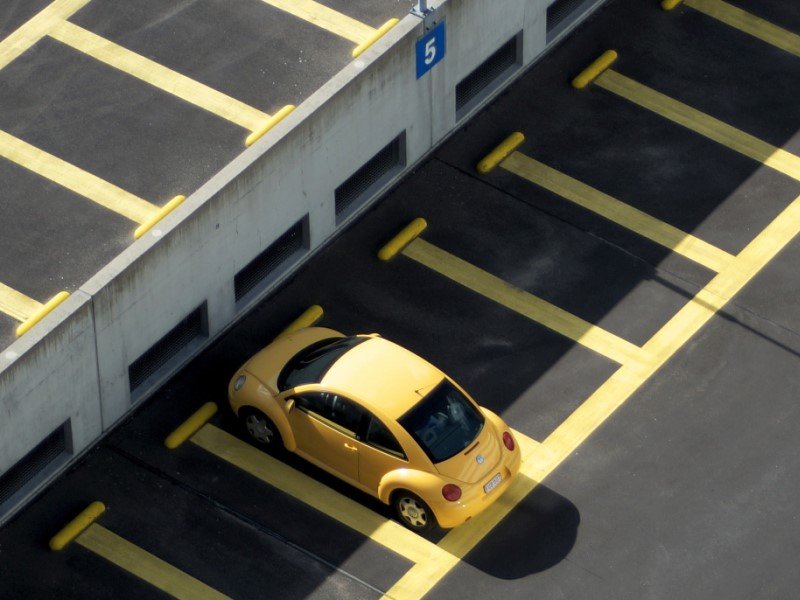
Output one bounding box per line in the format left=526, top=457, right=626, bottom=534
left=335, top=134, right=405, bottom=223
left=547, top=0, right=595, bottom=41
left=0, top=422, right=69, bottom=508
left=235, top=218, right=307, bottom=302
left=129, top=304, right=207, bottom=393
left=456, top=34, right=520, bottom=117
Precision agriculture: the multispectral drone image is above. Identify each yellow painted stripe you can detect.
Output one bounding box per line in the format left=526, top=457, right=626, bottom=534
left=596, top=70, right=800, bottom=182
left=258, top=0, right=375, bottom=44
left=78, top=524, right=231, bottom=600
left=191, top=424, right=446, bottom=565
left=48, top=21, right=269, bottom=131
left=686, top=0, right=800, bottom=58
left=0, top=130, right=158, bottom=224
left=501, top=152, right=734, bottom=272
left=402, top=238, right=649, bottom=367
left=0, top=0, right=91, bottom=70
left=0, top=283, right=42, bottom=322
left=546, top=193, right=800, bottom=463
left=385, top=190, right=800, bottom=600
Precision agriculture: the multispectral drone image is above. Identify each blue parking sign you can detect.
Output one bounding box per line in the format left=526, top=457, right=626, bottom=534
left=416, top=21, right=446, bottom=79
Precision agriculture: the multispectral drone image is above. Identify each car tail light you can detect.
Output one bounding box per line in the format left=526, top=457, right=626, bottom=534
left=442, top=484, right=462, bottom=502
left=502, top=431, right=515, bottom=451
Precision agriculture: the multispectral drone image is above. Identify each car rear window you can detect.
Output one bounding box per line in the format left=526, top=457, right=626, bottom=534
left=278, top=336, right=366, bottom=390
left=398, top=380, right=484, bottom=463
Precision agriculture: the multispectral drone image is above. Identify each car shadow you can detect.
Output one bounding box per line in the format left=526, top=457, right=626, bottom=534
left=459, top=480, right=580, bottom=579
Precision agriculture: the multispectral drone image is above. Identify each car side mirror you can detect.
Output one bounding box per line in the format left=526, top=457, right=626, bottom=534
left=285, top=398, right=295, bottom=413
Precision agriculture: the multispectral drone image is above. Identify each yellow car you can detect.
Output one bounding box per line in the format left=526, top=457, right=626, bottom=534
left=228, top=327, right=521, bottom=531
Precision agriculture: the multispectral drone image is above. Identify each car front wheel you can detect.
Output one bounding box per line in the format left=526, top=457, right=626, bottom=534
left=240, top=409, right=283, bottom=452
left=393, top=490, right=436, bottom=532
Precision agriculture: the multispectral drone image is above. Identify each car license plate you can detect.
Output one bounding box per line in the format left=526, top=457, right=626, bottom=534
left=483, top=473, right=502, bottom=494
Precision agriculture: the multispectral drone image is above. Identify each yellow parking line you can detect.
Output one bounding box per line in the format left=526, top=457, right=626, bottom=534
left=546, top=192, right=800, bottom=464
left=78, top=524, right=231, bottom=600
left=48, top=21, right=269, bottom=132
left=190, top=424, right=447, bottom=566
left=501, top=152, right=734, bottom=272
left=258, top=0, right=375, bottom=44
left=0, top=129, right=158, bottom=224
left=385, top=189, right=800, bottom=600
left=0, top=283, right=42, bottom=322
left=402, top=237, right=650, bottom=367
left=684, top=0, right=800, bottom=58
left=0, top=0, right=91, bottom=70
left=595, top=69, right=800, bottom=182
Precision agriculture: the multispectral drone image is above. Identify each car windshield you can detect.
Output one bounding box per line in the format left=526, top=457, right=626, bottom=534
left=278, top=337, right=366, bottom=391
left=398, top=380, right=484, bottom=463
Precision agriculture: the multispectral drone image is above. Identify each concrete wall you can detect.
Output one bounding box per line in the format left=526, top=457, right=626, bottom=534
left=0, top=0, right=607, bottom=523
left=0, top=292, right=101, bottom=518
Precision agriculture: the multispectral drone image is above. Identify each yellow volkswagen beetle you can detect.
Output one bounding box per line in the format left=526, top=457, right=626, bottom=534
left=228, top=327, right=521, bottom=531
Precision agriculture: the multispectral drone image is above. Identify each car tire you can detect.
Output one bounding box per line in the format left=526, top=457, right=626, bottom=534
left=240, top=408, right=283, bottom=453
left=393, top=490, right=437, bottom=532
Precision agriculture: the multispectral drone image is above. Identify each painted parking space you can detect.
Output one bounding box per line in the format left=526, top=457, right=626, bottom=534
left=0, top=0, right=410, bottom=348
left=0, top=447, right=391, bottom=599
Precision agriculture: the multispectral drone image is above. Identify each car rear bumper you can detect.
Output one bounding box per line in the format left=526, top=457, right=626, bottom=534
left=431, top=444, right=522, bottom=529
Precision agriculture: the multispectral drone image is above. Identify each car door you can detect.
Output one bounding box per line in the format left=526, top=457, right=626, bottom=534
left=356, top=414, right=408, bottom=492
left=288, top=391, right=363, bottom=484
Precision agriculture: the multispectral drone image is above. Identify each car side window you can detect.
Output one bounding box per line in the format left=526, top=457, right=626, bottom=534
left=294, top=392, right=365, bottom=437
left=365, top=416, right=406, bottom=460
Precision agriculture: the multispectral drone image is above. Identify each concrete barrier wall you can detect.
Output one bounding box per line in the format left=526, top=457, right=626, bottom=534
left=0, top=0, right=606, bottom=523
left=0, top=292, right=101, bottom=518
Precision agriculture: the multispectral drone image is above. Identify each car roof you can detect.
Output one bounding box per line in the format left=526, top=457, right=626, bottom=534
left=321, top=337, right=444, bottom=420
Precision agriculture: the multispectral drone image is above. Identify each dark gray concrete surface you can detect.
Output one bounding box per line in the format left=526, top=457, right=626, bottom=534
left=0, top=0, right=53, bottom=39
left=2, top=0, right=800, bottom=597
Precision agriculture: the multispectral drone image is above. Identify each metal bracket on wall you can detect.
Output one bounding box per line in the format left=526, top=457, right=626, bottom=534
left=411, top=0, right=441, bottom=32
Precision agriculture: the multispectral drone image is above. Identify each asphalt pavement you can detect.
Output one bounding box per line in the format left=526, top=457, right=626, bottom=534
left=2, top=0, right=800, bottom=598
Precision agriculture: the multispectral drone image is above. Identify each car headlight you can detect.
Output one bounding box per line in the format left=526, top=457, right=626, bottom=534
left=233, top=374, right=246, bottom=391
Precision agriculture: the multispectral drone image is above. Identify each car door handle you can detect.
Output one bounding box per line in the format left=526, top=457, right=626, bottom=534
left=343, top=443, right=358, bottom=451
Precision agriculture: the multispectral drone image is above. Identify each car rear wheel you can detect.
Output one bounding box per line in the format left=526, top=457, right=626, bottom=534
left=393, top=490, right=436, bottom=532
left=240, top=409, right=283, bottom=452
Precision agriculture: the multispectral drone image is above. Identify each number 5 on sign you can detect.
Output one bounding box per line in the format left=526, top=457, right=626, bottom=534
left=416, top=21, right=445, bottom=79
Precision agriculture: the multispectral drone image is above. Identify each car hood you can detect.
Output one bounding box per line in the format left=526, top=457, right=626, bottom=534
left=433, top=419, right=502, bottom=484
